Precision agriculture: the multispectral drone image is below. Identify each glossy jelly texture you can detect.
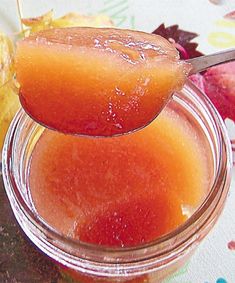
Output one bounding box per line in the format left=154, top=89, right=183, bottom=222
left=29, top=109, right=210, bottom=247
left=16, top=27, right=190, bottom=136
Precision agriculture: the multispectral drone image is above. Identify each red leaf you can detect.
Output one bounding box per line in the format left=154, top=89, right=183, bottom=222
left=152, top=24, right=203, bottom=59
left=190, top=65, right=235, bottom=157
left=203, top=62, right=235, bottom=122
left=190, top=63, right=235, bottom=123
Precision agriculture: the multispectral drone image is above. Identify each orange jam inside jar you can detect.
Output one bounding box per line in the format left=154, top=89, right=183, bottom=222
left=30, top=108, right=211, bottom=248
left=2, top=82, right=232, bottom=283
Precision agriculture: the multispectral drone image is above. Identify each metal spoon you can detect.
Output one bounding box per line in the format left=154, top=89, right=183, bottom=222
left=187, top=48, right=235, bottom=75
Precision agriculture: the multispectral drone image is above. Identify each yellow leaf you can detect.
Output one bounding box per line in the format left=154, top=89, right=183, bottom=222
left=0, top=80, right=20, bottom=152
left=20, top=10, right=114, bottom=37
left=22, top=10, right=53, bottom=27
left=0, top=32, right=15, bottom=86
left=21, top=10, right=53, bottom=37
left=0, top=31, right=19, bottom=153
left=51, top=13, right=114, bottom=28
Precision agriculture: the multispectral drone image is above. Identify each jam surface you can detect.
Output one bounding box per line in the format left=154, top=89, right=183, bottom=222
left=16, top=27, right=190, bottom=136
left=30, top=109, right=210, bottom=247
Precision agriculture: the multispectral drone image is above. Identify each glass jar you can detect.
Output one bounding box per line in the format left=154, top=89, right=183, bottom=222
left=2, top=80, right=232, bottom=283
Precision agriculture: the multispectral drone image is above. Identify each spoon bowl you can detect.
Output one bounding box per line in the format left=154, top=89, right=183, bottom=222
left=16, top=27, right=235, bottom=137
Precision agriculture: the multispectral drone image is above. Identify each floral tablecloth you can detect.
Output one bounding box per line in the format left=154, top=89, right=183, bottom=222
left=0, top=1, right=234, bottom=282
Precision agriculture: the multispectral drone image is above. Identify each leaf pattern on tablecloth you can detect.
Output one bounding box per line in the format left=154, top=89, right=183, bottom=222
left=227, top=240, right=235, bottom=250
left=224, top=11, right=235, bottom=20
left=209, top=0, right=223, bottom=4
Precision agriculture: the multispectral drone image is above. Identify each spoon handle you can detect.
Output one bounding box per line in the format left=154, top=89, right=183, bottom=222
left=187, top=48, right=235, bottom=75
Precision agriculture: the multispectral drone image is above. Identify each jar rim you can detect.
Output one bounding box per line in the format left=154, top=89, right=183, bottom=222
left=2, top=80, right=233, bottom=273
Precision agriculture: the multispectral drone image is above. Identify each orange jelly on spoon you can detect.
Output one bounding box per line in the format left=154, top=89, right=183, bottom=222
left=16, top=27, right=190, bottom=136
